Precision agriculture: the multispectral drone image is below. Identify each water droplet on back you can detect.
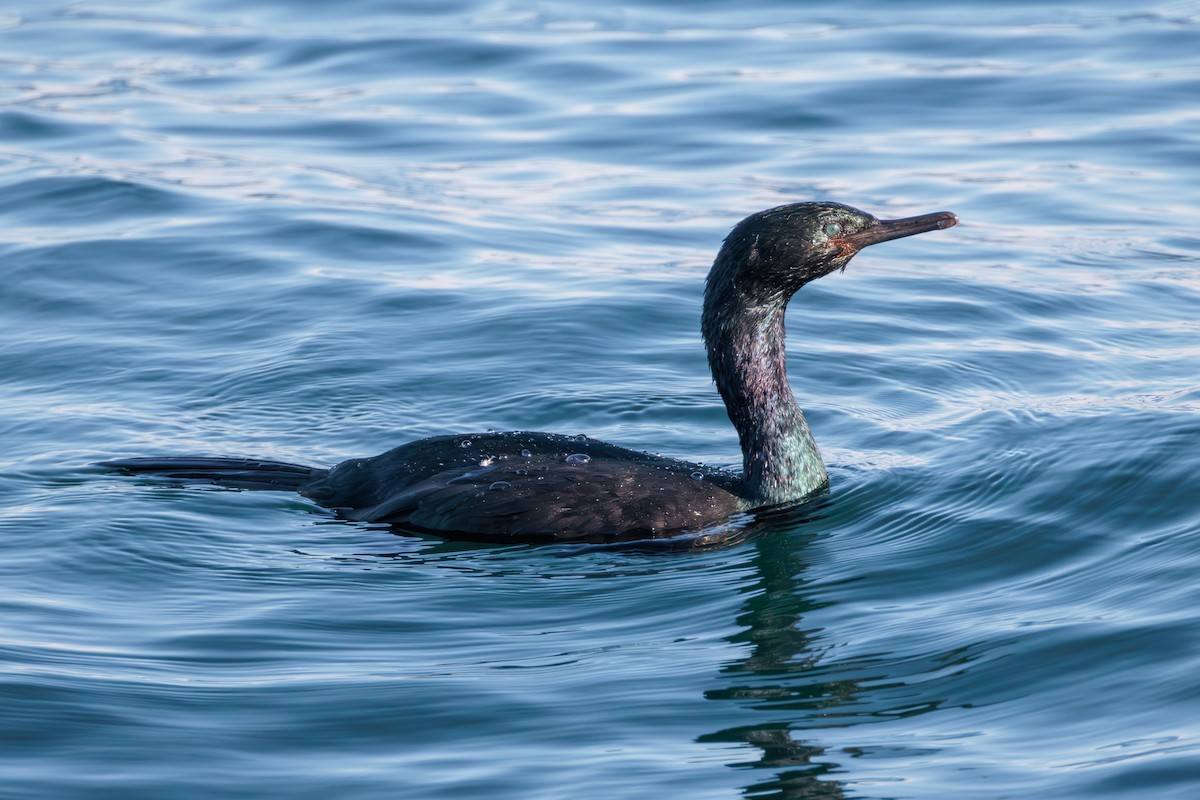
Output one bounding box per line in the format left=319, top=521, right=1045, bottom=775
left=460, top=439, right=472, bottom=448
left=489, top=481, right=512, bottom=491
left=520, top=449, right=532, bottom=458
left=691, top=471, right=704, bottom=480
left=565, top=453, right=591, bottom=464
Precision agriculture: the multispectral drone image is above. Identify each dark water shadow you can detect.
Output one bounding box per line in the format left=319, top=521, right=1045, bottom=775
left=698, top=515, right=852, bottom=799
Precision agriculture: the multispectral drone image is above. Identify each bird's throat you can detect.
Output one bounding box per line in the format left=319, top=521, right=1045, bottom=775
left=703, top=299, right=828, bottom=506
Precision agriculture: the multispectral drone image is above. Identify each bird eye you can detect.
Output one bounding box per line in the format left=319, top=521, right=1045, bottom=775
left=823, top=222, right=842, bottom=237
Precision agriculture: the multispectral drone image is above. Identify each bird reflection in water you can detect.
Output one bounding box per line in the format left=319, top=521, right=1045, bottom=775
left=699, top=510, right=851, bottom=799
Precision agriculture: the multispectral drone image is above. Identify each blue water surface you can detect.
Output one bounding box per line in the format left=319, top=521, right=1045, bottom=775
left=2, top=1, right=1199, bottom=798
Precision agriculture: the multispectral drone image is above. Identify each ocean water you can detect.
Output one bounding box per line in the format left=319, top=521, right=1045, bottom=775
left=2, top=0, right=1199, bottom=797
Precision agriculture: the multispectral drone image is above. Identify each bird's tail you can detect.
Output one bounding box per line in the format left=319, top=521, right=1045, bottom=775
left=97, top=456, right=326, bottom=492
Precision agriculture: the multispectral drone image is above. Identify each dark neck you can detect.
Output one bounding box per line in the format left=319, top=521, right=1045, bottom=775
left=702, top=282, right=828, bottom=506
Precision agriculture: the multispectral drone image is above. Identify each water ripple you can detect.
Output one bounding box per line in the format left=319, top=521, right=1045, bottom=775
left=2, top=1, right=1199, bottom=798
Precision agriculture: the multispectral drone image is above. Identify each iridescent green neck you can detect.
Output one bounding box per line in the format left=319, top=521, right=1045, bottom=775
left=702, top=283, right=828, bottom=506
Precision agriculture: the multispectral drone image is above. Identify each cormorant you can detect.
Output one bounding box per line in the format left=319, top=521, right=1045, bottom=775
left=100, top=202, right=957, bottom=541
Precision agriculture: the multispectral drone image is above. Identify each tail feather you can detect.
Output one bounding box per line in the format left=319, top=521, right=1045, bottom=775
left=97, top=457, right=325, bottom=492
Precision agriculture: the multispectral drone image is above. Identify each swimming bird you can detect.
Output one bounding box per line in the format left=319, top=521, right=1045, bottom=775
left=99, top=201, right=957, bottom=541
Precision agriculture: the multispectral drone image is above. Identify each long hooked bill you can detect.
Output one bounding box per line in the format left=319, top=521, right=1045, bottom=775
left=842, top=211, right=958, bottom=250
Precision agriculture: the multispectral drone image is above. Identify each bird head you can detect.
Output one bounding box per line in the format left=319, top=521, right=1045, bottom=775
left=713, top=201, right=958, bottom=297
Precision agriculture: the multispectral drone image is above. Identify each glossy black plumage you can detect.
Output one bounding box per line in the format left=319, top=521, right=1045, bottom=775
left=307, top=432, right=745, bottom=539
left=100, top=433, right=745, bottom=541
